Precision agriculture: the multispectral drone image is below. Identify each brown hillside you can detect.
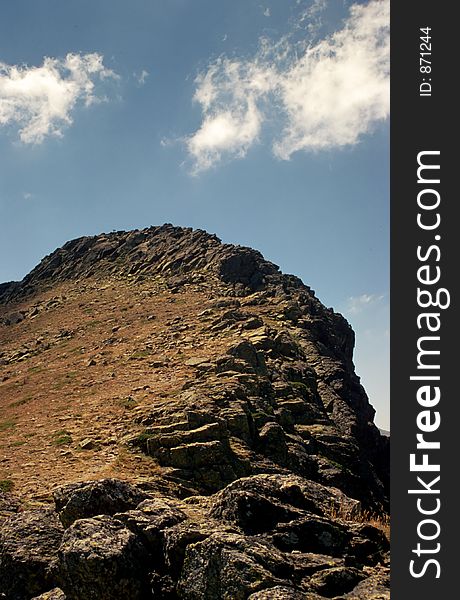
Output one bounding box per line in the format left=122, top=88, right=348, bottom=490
left=0, top=225, right=389, bottom=600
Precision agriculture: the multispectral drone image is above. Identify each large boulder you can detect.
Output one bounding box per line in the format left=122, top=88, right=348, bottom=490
left=53, top=478, right=149, bottom=528
left=57, top=515, right=150, bottom=600
left=0, top=509, right=64, bottom=600
left=163, top=518, right=238, bottom=579
left=114, top=496, right=187, bottom=557
left=343, top=567, right=390, bottom=599
left=209, top=474, right=360, bottom=534
left=177, top=532, right=290, bottom=599
left=306, top=566, right=365, bottom=596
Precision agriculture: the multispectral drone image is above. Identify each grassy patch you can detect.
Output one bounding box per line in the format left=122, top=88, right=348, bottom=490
left=51, top=430, right=73, bottom=446
left=129, top=350, right=152, bottom=361
left=128, top=431, right=153, bottom=451
left=0, top=419, right=16, bottom=432
left=53, top=372, right=78, bottom=390
left=86, top=319, right=103, bottom=328
left=0, top=479, right=14, bottom=492
left=325, top=457, right=344, bottom=471
left=9, top=394, right=33, bottom=408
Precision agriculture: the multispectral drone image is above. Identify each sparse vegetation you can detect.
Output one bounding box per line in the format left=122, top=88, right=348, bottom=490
left=118, top=396, right=138, bottom=409
left=289, top=380, right=311, bottom=397
left=129, top=350, right=152, bottom=360
left=328, top=503, right=390, bottom=541
left=128, top=431, right=153, bottom=451
left=51, top=430, right=73, bottom=446
left=0, top=419, right=16, bottom=432
left=0, top=479, right=14, bottom=492
left=9, top=394, right=33, bottom=408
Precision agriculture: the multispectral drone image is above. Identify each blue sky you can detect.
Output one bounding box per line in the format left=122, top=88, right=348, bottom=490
left=0, top=0, right=389, bottom=428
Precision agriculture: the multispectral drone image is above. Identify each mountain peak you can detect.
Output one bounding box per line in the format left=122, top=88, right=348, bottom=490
left=2, top=225, right=293, bottom=302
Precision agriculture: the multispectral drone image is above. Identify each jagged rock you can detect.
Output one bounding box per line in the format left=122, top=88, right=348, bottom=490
left=78, top=437, right=97, bottom=450
left=155, top=439, right=251, bottom=492
left=258, top=422, right=289, bottom=463
left=163, top=519, right=237, bottom=579
left=146, top=421, right=227, bottom=454
left=177, top=532, right=290, bottom=599
left=272, top=517, right=350, bottom=556
left=209, top=475, right=361, bottom=533
left=114, top=496, right=187, bottom=556
left=0, top=509, right=64, bottom=600
left=306, top=566, right=365, bottom=596
left=272, top=332, right=301, bottom=358
left=31, top=589, right=66, bottom=600
left=57, top=515, right=149, bottom=600
left=53, top=478, right=149, bottom=528
left=227, top=340, right=267, bottom=374
left=342, top=568, right=390, bottom=599
left=149, top=572, right=177, bottom=599
left=0, top=490, right=20, bottom=522
left=347, top=524, right=390, bottom=565
left=210, top=478, right=306, bottom=535
left=248, top=588, right=321, bottom=599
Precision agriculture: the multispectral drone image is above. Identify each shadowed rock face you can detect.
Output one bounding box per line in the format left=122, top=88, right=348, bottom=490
left=0, top=225, right=389, bottom=599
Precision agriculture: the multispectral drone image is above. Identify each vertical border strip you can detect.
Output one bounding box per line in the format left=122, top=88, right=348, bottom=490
left=391, top=1, right=457, bottom=596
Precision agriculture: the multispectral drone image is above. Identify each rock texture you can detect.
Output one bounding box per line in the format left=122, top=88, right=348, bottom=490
left=0, top=225, right=389, bottom=599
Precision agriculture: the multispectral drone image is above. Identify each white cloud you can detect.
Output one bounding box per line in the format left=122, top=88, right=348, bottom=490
left=135, top=69, right=149, bottom=85
left=185, top=0, right=389, bottom=172
left=186, top=57, right=273, bottom=173
left=263, top=7, right=271, bottom=17
left=23, top=192, right=34, bottom=200
left=274, top=0, right=389, bottom=158
left=0, top=53, right=118, bottom=144
left=346, top=293, right=385, bottom=315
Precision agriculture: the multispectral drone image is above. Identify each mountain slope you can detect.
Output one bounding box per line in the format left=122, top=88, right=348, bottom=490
left=0, top=225, right=389, bottom=599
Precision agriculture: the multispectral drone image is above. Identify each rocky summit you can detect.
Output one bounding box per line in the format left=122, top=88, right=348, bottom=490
left=0, top=224, right=389, bottom=600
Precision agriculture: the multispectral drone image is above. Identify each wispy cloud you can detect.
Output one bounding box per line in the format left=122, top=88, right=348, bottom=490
left=135, top=69, right=149, bottom=85
left=0, top=53, right=118, bottom=144
left=263, top=7, right=271, bottom=17
left=301, top=0, right=328, bottom=19
left=23, top=192, right=34, bottom=200
left=346, top=293, right=385, bottom=315
left=185, top=0, right=389, bottom=173
left=186, top=58, right=273, bottom=172
left=298, top=0, right=328, bottom=38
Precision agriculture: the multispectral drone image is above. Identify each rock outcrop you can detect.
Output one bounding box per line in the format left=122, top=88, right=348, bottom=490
left=1, top=476, right=388, bottom=599
left=0, top=225, right=389, bottom=599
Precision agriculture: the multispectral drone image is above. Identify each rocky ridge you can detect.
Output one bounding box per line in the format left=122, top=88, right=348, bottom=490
left=0, top=225, right=389, bottom=599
